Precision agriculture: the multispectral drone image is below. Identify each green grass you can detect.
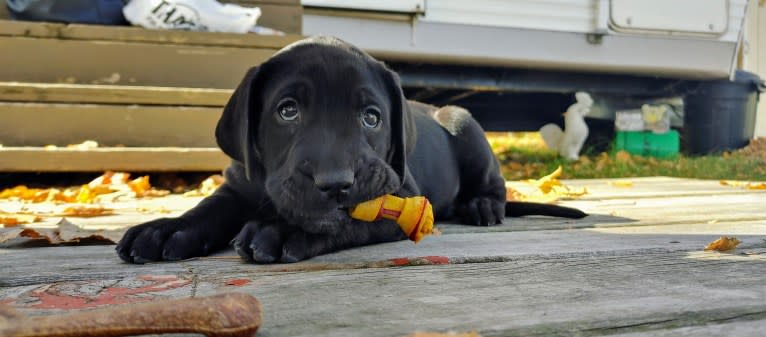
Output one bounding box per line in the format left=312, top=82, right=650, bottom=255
left=493, top=141, right=766, bottom=181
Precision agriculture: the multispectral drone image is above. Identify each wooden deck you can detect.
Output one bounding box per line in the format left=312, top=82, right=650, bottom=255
left=1, top=177, right=765, bottom=336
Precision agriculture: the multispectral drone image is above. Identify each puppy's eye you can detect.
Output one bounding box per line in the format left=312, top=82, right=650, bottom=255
left=361, top=106, right=381, bottom=128
left=277, top=98, right=299, bottom=121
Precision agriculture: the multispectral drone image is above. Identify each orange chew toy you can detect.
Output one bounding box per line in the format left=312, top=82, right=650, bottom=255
left=349, top=195, right=434, bottom=242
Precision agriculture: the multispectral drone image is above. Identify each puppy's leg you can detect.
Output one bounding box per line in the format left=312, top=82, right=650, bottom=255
left=116, top=184, right=251, bottom=263
left=434, top=106, right=506, bottom=226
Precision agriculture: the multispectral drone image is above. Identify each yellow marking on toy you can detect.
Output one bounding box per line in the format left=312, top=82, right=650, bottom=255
left=349, top=195, right=435, bottom=243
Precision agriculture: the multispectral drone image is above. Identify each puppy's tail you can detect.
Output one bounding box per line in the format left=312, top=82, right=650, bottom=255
left=505, top=201, right=587, bottom=219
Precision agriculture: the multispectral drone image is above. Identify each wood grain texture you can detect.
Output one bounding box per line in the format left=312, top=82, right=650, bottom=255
left=0, top=82, right=231, bottom=106
left=0, top=36, right=275, bottom=88
left=0, top=147, right=229, bottom=172
left=0, top=20, right=302, bottom=48
left=1, top=178, right=764, bottom=336
left=0, top=102, right=220, bottom=147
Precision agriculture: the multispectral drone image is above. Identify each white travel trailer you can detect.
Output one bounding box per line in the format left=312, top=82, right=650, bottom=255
left=302, top=0, right=758, bottom=154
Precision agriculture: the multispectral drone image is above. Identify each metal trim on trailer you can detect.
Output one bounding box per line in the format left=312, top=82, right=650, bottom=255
left=303, top=14, right=739, bottom=79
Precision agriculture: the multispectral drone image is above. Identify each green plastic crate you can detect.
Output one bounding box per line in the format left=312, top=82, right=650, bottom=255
left=615, top=130, right=680, bottom=158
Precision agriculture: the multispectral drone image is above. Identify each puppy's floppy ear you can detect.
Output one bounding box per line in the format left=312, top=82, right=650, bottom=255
left=216, top=66, right=262, bottom=180
left=380, top=66, right=416, bottom=187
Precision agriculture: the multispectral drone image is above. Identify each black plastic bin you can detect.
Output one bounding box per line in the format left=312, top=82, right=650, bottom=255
left=683, top=70, right=764, bottom=155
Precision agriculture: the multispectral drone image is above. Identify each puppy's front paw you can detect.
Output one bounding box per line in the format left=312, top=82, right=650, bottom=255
left=116, top=217, right=209, bottom=264
left=231, top=221, right=331, bottom=264
left=457, top=196, right=505, bottom=226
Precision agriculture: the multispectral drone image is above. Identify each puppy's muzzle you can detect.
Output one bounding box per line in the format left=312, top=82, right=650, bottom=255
left=313, top=170, right=354, bottom=203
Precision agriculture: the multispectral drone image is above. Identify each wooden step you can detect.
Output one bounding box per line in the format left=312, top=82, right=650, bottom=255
left=0, top=82, right=231, bottom=106
left=0, top=20, right=303, bottom=88
left=0, top=147, right=229, bottom=172
left=0, top=102, right=221, bottom=147
left=0, top=20, right=302, bottom=48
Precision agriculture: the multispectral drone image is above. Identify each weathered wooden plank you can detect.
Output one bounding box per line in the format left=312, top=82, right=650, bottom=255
left=3, top=184, right=765, bottom=235
left=0, top=102, right=220, bottom=147
left=59, top=23, right=302, bottom=47
left=440, top=191, right=766, bottom=233
left=0, top=194, right=202, bottom=230
left=0, top=20, right=63, bottom=38
left=0, top=36, right=275, bottom=88
left=507, top=176, right=764, bottom=201
left=2, top=245, right=763, bottom=336
left=198, top=253, right=766, bottom=337
left=603, top=320, right=766, bottom=337
left=0, top=5, right=9, bottom=20
left=0, top=19, right=302, bottom=48
left=0, top=147, right=229, bottom=172
left=3, top=221, right=764, bottom=286
left=0, top=82, right=231, bottom=106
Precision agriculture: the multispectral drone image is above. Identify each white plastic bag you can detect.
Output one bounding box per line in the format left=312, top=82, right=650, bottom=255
left=123, top=0, right=261, bottom=33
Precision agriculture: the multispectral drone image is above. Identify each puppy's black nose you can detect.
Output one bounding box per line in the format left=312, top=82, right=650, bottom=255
left=314, top=171, right=354, bottom=201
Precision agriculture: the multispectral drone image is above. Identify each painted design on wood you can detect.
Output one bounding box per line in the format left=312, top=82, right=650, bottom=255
left=2, top=275, right=191, bottom=310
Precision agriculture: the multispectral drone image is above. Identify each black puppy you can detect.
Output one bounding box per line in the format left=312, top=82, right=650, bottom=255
left=117, top=36, right=586, bottom=264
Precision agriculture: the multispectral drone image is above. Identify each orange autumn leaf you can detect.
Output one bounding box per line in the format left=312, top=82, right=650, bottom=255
left=128, top=176, right=151, bottom=196
left=531, top=165, right=563, bottom=193
left=0, top=213, right=42, bottom=227
left=720, top=180, right=748, bottom=187
left=507, top=166, right=587, bottom=203
left=720, top=180, right=766, bottom=190
left=61, top=205, right=115, bottom=217
left=1, top=172, right=169, bottom=204
left=608, top=180, right=634, bottom=188
left=704, top=236, right=741, bottom=251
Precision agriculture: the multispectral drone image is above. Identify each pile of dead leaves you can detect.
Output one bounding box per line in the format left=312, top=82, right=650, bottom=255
left=0, top=171, right=171, bottom=227
left=734, top=137, right=766, bottom=163
left=0, top=171, right=169, bottom=205
left=505, top=166, right=588, bottom=203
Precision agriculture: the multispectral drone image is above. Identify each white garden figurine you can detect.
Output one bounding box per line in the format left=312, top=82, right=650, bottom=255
left=540, top=91, right=593, bottom=161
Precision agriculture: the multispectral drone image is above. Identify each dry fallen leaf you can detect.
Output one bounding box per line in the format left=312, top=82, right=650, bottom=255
left=608, top=180, right=634, bottom=188
left=720, top=180, right=766, bottom=190
left=0, top=171, right=169, bottom=204
left=128, top=175, right=151, bottom=195
left=137, top=206, right=171, bottom=214
left=506, top=166, right=587, bottom=203
left=0, top=218, right=122, bottom=245
left=61, top=205, right=115, bottom=217
left=720, top=180, right=748, bottom=187
left=184, top=174, right=225, bottom=197
left=704, top=236, right=742, bottom=251
left=0, top=212, right=42, bottom=227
